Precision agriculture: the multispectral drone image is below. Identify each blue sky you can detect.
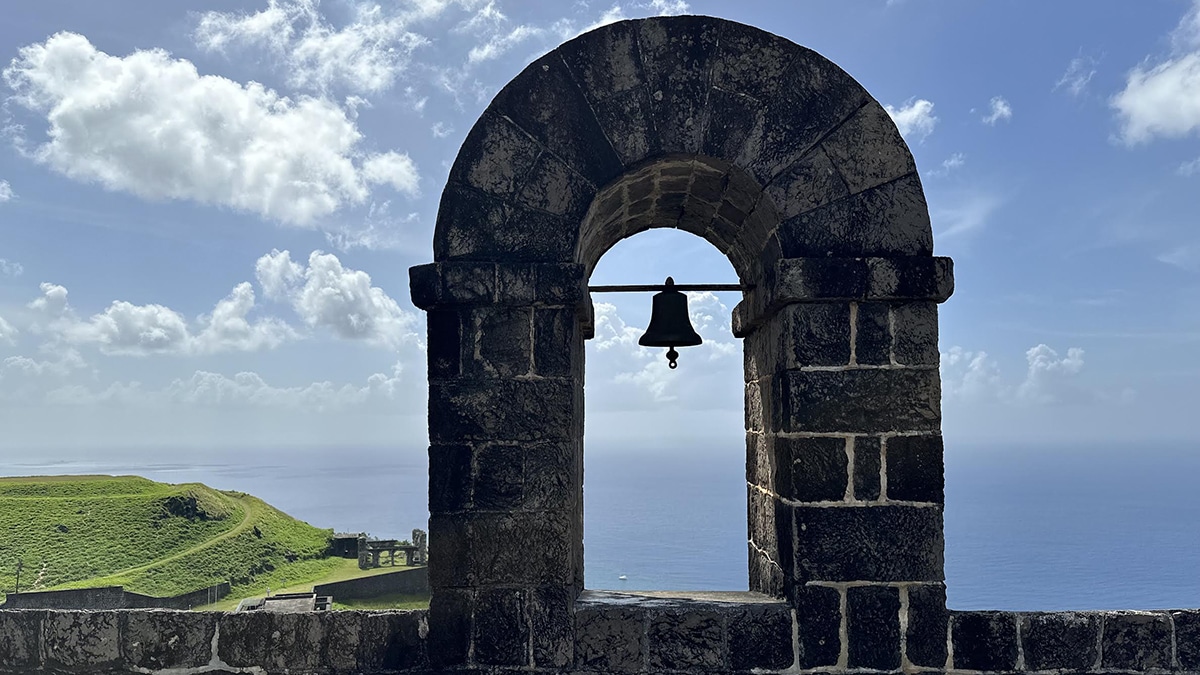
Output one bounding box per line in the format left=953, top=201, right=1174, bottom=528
left=1, top=0, right=1199, bottom=454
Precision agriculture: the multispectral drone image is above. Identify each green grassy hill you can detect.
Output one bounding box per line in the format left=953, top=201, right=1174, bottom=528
left=0, top=475, right=340, bottom=602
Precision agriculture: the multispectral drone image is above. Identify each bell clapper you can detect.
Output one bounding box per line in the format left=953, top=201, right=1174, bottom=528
left=666, top=347, right=679, bottom=369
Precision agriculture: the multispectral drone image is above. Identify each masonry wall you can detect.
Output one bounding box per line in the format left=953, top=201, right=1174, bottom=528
left=1, top=583, right=230, bottom=611
left=314, top=567, right=429, bottom=601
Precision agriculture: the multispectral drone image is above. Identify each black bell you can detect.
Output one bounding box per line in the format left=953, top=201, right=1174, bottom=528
left=638, top=277, right=703, bottom=369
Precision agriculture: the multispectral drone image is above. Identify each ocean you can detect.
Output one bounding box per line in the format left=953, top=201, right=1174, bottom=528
left=4, top=441, right=1200, bottom=612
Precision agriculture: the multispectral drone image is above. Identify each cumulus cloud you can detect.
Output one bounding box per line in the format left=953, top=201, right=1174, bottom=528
left=885, top=98, right=938, bottom=143
left=0, top=180, right=12, bottom=202
left=195, top=0, right=437, bottom=94
left=0, top=315, right=17, bottom=345
left=255, top=249, right=417, bottom=348
left=2, top=32, right=418, bottom=228
left=982, top=96, right=1013, bottom=125
left=1055, top=54, right=1098, bottom=96
left=0, top=258, right=23, bottom=277
left=31, top=281, right=295, bottom=355
left=38, top=361, right=411, bottom=412
left=941, top=343, right=1089, bottom=405
left=3, top=348, right=87, bottom=378
left=1112, top=1, right=1200, bottom=144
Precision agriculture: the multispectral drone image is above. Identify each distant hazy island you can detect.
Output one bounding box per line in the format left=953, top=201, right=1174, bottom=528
left=0, top=475, right=427, bottom=610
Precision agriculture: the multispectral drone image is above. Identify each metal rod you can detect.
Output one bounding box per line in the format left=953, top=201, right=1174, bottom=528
left=588, top=283, right=750, bottom=293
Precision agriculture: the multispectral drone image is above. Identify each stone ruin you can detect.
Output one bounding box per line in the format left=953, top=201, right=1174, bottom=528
left=2, top=15, right=1199, bottom=675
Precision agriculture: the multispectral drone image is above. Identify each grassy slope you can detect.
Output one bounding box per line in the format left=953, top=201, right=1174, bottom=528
left=0, top=475, right=338, bottom=602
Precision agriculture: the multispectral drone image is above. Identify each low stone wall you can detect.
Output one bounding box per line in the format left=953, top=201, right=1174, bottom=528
left=314, top=566, right=428, bottom=602
left=0, top=608, right=427, bottom=674
left=2, top=583, right=230, bottom=610
left=2, top=602, right=1200, bottom=674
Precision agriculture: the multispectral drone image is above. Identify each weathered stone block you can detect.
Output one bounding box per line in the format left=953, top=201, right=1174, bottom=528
left=437, top=185, right=577, bottom=263
left=791, top=505, right=943, bottom=582
left=746, top=431, right=775, bottom=489
left=0, top=610, right=41, bottom=670
left=215, top=612, right=273, bottom=669
left=795, top=584, right=841, bottom=667
left=491, top=53, right=622, bottom=187
left=559, top=19, right=643, bottom=103
left=429, top=378, right=577, bottom=444
left=648, top=609, right=723, bottom=670
left=448, top=110, right=543, bottom=198
left=427, top=590, right=472, bottom=667
left=536, top=264, right=586, bottom=305
left=764, top=147, right=849, bottom=221
left=1101, top=611, right=1172, bottom=670
left=886, top=435, right=944, bottom=503
left=892, top=302, right=939, bottom=365
left=427, top=310, right=462, bottom=380
left=316, top=610, right=362, bottom=673
left=443, top=263, right=498, bottom=305
left=428, top=514, right=471, bottom=587
left=821, top=100, right=916, bottom=195
left=534, top=308, right=576, bottom=378
left=429, top=444, right=472, bottom=513
left=846, top=585, right=900, bottom=670
left=122, top=610, right=216, bottom=670
left=474, top=443, right=523, bottom=510
left=781, top=303, right=851, bottom=367
left=777, top=435, right=847, bottom=502
left=703, top=86, right=767, bottom=170
left=1174, top=610, right=1200, bottom=669
left=867, top=256, right=954, bottom=302
left=776, top=369, right=941, bottom=434
left=855, top=302, right=890, bottom=366
left=475, top=588, right=528, bottom=666
left=727, top=604, right=793, bottom=670
left=517, top=153, right=596, bottom=222
left=469, top=512, right=573, bottom=586
left=951, top=611, right=1018, bottom=671
left=409, top=262, right=440, bottom=309
left=583, top=81, right=660, bottom=167
left=853, top=436, right=881, bottom=501
left=749, top=486, right=780, bottom=554
left=575, top=606, right=645, bottom=672
left=748, top=545, right=786, bottom=598
left=638, top=16, right=720, bottom=155
left=779, top=176, right=932, bottom=258
left=496, top=263, right=536, bottom=304
left=906, top=584, right=948, bottom=668
left=531, top=586, right=574, bottom=668
left=468, top=307, right=533, bottom=378
left=358, top=610, right=427, bottom=671
left=1021, top=611, right=1100, bottom=671
left=774, top=257, right=869, bottom=302
left=524, top=442, right=575, bottom=511
left=270, top=612, right=326, bottom=672
left=43, top=610, right=120, bottom=670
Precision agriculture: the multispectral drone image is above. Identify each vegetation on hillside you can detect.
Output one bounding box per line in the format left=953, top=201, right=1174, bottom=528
left=0, top=475, right=337, bottom=602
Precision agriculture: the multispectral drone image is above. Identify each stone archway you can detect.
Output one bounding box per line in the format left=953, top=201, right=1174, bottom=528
left=411, top=15, right=954, bottom=671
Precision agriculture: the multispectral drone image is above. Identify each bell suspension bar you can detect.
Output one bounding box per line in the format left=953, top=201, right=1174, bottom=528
left=588, top=283, right=750, bottom=293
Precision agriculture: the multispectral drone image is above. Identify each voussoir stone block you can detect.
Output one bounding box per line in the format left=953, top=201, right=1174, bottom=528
left=1021, top=611, right=1101, bottom=671
left=776, top=369, right=941, bottom=434
left=448, top=110, right=543, bottom=198
left=791, top=505, right=943, bottom=582
left=638, top=16, right=720, bottom=155
left=1101, top=611, right=1173, bottom=670
left=122, top=610, right=216, bottom=671
left=821, top=100, right=916, bottom=195
left=846, top=585, right=900, bottom=670
left=951, top=611, right=1019, bottom=672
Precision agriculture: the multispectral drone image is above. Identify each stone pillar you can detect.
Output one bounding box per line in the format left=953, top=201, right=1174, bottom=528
left=738, top=255, right=953, bottom=671
left=411, top=260, right=586, bottom=670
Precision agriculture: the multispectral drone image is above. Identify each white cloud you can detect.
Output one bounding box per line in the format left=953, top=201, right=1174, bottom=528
left=930, top=190, right=1003, bottom=239
left=1055, top=54, right=1098, bottom=96
left=982, top=96, right=1013, bottom=125
left=884, top=98, right=938, bottom=143
left=255, top=249, right=417, bottom=348
left=1178, top=157, right=1200, bottom=176
left=1157, top=244, right=1200, bottom=270
left=431, top=122, right=454, bottom=138
left=3, top=348, right=87, bottom=378
left=194, top=0, right=434, bottom=94
left=3, top=32, right=417, bottom=228
left=0, top=315, right=17, bottom=345
left=0, top=180, right=12, bottom=202
left=1112, top=1, right=1200, bottom=144
left=361, top=151, right=420, bottom=195
left=0, top=259, right=23, bottom=277
left=1015, top=344, right=1085, bottom=404
left=32, top=281, right=294, bottom=356
left=940, top=347, right=1002, bottom=400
